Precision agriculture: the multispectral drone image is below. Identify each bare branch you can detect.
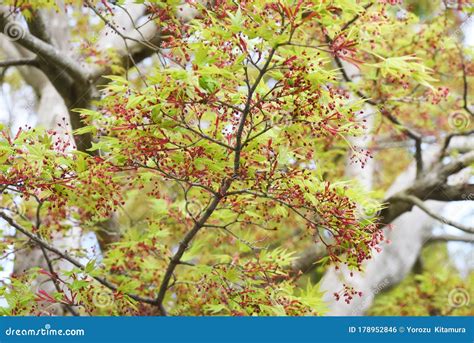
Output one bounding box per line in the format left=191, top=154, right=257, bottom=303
left=439, top=130, right=474, bottom=160
left=84, top=0, right=159, bottom=52
left=0, top=58, right=39, bottom=68
left=426, top=234, right=474, bottom=244
left=340, top=2, right=373, bottom=32
left=87, top=1, right=162, bottom=81
left=0, top=13, right=90, bottom=85
left=233, top=47, right=278, bottom=178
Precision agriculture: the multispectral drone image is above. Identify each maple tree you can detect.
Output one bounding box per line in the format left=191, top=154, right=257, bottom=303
left=0, top=0, right=472, bottom=316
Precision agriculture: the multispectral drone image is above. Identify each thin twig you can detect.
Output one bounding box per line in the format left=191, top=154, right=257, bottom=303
left=392, top=194, right=474, bottom=234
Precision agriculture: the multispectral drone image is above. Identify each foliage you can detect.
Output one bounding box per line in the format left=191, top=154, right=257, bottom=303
left=369, top=243, right=474, bottom=316
left=0, top=0, right=472, bottom=316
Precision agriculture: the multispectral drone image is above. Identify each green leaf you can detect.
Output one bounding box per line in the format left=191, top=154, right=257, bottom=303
left=126, top=95, right=146, bottom=109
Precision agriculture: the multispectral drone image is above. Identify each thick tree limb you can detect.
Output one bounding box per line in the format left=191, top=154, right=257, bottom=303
left=0, top=13, right=90, bottom=85
left=26, top=10, right=53, bottom=45
left=439, top=130, right=474, bottom=160
left=437, top=150, right=474, bottom=179
left=379, top=150, right=474, bottom=224
left=0, top=12, right=95, bottom=152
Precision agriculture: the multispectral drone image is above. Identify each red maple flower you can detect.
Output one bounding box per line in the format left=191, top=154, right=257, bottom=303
left=330, top=33, right=364, bottom=68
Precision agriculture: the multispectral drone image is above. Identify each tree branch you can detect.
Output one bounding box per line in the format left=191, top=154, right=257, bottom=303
left=0, top=12, right=95, bottom=152
left=26, top=10, right=53, bottom=45
left=296, top=145, right=474, bottom=271
left=84, top=0, right=159, bottom=53
left=436, top=150, right=474, bottom=180
left=391, top=194, right=474, bottom=234
left=0, top=13, right=90, bottom=85
left=324, top=32, right=425, bottom=177
left=340, top=2, right=373, bottom=32
left=154, top=43, right=282, bottom=314
left=0, top=211, right=156, bottom=306
left=426, top=234, right=474, bottom=244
